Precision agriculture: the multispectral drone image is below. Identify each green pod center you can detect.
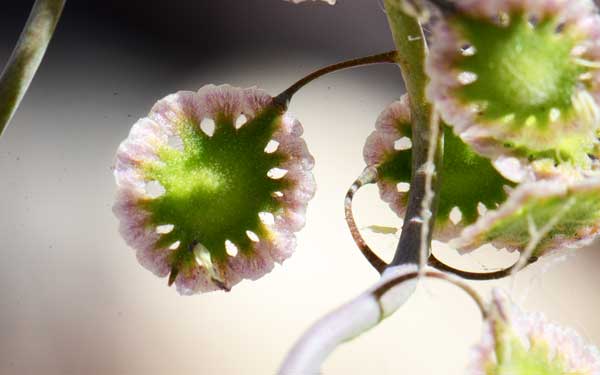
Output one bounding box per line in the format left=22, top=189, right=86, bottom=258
left=457, top=14, right=583, bottom=127
left=488, top=322, right=576, bottom=375
left=140, top=107, right=287, bottom=267
left=377, top=122, right=514, bottom=227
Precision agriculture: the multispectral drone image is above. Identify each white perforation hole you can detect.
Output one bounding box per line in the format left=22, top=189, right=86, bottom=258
left=169, top=241, right=181, bottom=250
left=225, top=240, right=239, bottom=257
left=264, top=140, right=280, bottom=154
left=168, top=135, right=184, bottom=151
left=259, top=211, right=275, bottom=226
left=268, top=168, right=288, bottom=179
left=549, top=108, right=561, bottom=122
left=460, top=44, right=476, bottom=56
left=397, top=182, right=410, bottom=193
left=200, top=118, right=216, bottom=137
left=246, top=230, right=260, bottom=242
left=272, top=191, right=284, bottom=198
left=450, top=207, right=463, bottom=225
left=156, top=224, right=174, bottom=234
left=235, top=114, right=248, bottom=129
left=477, top=202, right=488, bottom=216
left=458, top=71, right=478, bottom=85
left=193, top=243, right=213, bottom=269
left=394, top=137, right=412, bottom=151
left=145, top=180, right=166, bottom=198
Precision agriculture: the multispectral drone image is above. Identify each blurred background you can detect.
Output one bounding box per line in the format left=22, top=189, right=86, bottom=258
left=1, top=1, right=599, bottom=374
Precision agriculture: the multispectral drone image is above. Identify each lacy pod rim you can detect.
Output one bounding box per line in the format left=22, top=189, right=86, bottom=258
left=113, top=85, right=316, bottom=295
left=454, top=177, right=600, bottom=257
left=469, top=289, right=600, bottom=374
left=427, top=0, right=600, bottom=176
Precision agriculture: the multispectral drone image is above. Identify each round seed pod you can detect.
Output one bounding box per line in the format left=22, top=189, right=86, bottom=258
left=113, top=85, right=315, bottom=294
left=427, top=0, right=600, bottom=176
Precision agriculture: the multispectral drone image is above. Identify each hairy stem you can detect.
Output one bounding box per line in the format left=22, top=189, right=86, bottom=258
left=0, top=0, right=65, bottom=137
left=280, top=4, right=442, bottom=372
left=384, top=0, right=443, bottom=268
left=511, top=197, right=576, bottom=276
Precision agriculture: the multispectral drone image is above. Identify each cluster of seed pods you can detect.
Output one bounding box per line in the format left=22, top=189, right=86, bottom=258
left=358, top=0, right=600, bottom=371
left=112, top=0, right=600, bottom=372
left=365, top=0, right=600, bottom=261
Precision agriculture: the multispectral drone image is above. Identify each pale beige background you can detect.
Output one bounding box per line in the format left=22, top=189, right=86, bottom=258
left=1, top=4, right=600, bottom=375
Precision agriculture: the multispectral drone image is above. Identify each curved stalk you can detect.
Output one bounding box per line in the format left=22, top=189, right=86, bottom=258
left=344, top=166, right=388, bottom=273
left=372, top=270, right=488, bottom=319
left=278, top=265, right=416, bottom=374
left=273, top=50, right=398, bottom=109
left=0, top=0, right=66, bottom=137
left=278, top=266, right=486, bottom=373
left=428, top=253, right=538, bottom=281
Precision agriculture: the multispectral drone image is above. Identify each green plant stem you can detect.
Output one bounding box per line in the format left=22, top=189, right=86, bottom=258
left=279, top=6, right=444, bottom=372
left=384, top=0, right=443, bottom=268
left=0, top=0, right=65, bottom=137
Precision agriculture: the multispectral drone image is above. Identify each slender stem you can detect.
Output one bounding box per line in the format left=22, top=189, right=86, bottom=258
left=344, top=167, right=388, bottom=273
left=281, top=4, right=446, bottom=373
left=280, top=7, right=444, bottom=372
left=428, top=253, right=538, bottom=281
left=273, top=50, right=398, bottom=109
left=384, top=0, right=443, bottom=267
left=373, top=270, right=488, bottom=319
left=0, top=0, right=66, bottom=137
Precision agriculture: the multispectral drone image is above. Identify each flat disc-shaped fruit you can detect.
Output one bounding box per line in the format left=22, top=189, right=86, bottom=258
left=114, top=85, right=315, bottom=294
